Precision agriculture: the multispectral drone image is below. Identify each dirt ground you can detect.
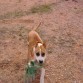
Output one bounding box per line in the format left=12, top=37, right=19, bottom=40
left=0, top=0, right=83, bottom=83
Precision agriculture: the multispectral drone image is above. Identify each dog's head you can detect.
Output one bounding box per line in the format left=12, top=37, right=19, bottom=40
left=33, top=42, right=46, bottom=64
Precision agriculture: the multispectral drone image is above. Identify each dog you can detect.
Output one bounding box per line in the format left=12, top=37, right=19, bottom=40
left=28, top=22, right=46, bottom=64
left=27, top=22, right=46, bottom=83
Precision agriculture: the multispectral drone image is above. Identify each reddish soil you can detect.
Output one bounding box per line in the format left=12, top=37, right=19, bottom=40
left=0, top=0, right=83, bottom=83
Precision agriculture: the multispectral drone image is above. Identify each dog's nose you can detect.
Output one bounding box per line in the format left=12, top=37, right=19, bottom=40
left=39, top=60, right=43, bottom=64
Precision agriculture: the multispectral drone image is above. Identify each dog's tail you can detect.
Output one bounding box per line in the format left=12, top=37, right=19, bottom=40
left=32, top=22, right=41, bottom=31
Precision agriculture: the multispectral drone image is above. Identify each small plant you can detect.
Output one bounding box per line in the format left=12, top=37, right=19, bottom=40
left=30, top=4, right=52, bottom=13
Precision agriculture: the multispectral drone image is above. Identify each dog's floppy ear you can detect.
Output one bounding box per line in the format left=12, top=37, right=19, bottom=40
left=43, top=41, right=47, bottom=49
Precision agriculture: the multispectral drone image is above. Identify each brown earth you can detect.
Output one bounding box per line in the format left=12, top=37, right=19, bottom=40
left=0, top=0, right=83, bottom=83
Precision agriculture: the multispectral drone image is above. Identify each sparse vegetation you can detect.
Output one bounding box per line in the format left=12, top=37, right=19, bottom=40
left=30, top=4, right=52, bottom=13
left=0, top=10, right=25, bottom=20
left=0, top=4, right=52, bottom=20
left=0, top=26, right=28, bottom=43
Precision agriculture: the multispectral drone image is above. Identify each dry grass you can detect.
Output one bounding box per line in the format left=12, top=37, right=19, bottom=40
left=30, top=4, right=52, bottom=13
left=0, top=10, right=25, bottom=20
left=0, top=4, right=52, bottom=20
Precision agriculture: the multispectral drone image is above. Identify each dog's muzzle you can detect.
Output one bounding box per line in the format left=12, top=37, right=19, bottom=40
left=39, top=60, right=43, bottom=64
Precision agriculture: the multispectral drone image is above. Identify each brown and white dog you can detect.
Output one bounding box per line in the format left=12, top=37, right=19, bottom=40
left=28, top=22, right=46, bottom=65
left=27, top=22, right=46, bottom=83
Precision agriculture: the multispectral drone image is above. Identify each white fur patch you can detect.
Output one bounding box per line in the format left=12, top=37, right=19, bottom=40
left=38, top=43, right=42, bottom=47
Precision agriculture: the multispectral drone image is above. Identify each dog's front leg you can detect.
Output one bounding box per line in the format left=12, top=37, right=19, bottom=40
left=40, top=68, right=45, bottom=83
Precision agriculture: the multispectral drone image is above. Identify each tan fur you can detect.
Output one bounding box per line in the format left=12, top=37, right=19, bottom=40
left=28, top=29, right=46, bottom=61
left=27, top=23, right=46, bottom=83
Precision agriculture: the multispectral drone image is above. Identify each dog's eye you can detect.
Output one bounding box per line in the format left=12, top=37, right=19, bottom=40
left=41, top=53, right=45, bottom=57
left=36, top=52, right=40, bottom=56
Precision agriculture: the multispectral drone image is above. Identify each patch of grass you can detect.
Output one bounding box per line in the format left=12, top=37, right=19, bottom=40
left=30, top=4, right=52, bottom=13
left=0, top=10, right=25, bottom=20
left=0, top=4, right=52, bottom=20
left=14, top=10, right=25, bottom=17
